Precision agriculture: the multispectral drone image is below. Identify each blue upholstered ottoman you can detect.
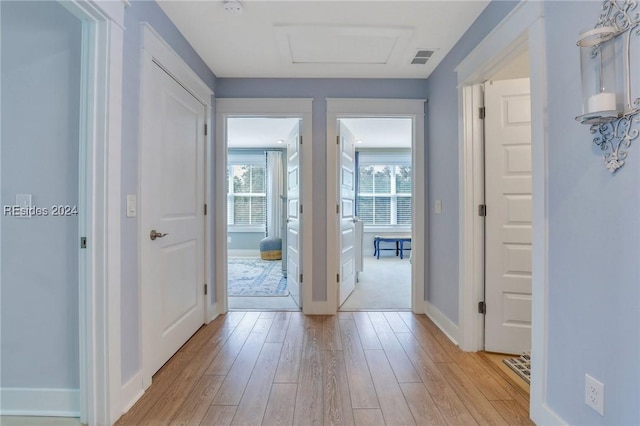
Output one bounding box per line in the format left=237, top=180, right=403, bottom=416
left=259, top=236, right=282, bottom=260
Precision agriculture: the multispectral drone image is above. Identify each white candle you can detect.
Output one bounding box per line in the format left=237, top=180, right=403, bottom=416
left=588, top=92, right=617, bottom=113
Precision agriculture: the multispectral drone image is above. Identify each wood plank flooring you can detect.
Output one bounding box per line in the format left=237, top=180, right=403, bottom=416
left=116, top=312, right=532, bottom=426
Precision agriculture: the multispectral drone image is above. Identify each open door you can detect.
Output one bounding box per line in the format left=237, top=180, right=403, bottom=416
left=338, top=121, right=357, bottom=306
left=484, top=78, right=532, bottom=354
left=286, top=121, right=302, bottom=308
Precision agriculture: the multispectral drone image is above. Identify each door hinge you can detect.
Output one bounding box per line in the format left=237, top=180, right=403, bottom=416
left=204, top=123, right=208, bottom=135
left=478, top=204, right=487, bottom=217
left=336, top=204, right=340, bottom=214
left=299, top=136, right=302, bottom=145
left=204, top=204, right=207, bottom=215
left=337, top=273, right=340, bottom=283
left=336, top=135, right=340, bottom=145
left=80, top=237, right=87, bottom=249
left=479, top=106, right=486, bottom=120
left=478, top=301, right=486, bottom=315
left=299, top=273, right=303, bottom=283
left=204, top=283, right=208, bottom=295
left=300, top=204, right=303, bottom=214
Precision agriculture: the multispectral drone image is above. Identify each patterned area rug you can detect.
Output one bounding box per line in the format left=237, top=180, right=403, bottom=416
left=503, top=352, right=531, bottom=384
left=228, top=258, right=288, bottom=297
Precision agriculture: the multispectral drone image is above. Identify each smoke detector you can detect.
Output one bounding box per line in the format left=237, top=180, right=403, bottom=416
left=223, top=0, right=243, bottom=15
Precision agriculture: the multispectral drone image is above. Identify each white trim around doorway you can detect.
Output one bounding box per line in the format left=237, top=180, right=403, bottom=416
left=55, top=0, right=126, bottom=424
left=326, top=98, right=426, bottom=315
left=455, top=2, right=564, bottom=424
left=214, top=98, right=314, bottom=314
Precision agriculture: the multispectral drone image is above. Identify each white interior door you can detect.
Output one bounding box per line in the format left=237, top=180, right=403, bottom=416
left=142, top=63, right=206, bottom=379
left=484, top=78, right=532, bottom=354
left=338, top=121, right=356, bottom=306
left=286, top=121, right=302, bottom=308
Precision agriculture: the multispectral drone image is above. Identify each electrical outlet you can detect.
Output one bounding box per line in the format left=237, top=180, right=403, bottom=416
left=585, top=374, right=604, bottom=416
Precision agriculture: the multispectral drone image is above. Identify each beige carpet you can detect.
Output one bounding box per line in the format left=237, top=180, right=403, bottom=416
left=340, top=255, right=411, bottom=310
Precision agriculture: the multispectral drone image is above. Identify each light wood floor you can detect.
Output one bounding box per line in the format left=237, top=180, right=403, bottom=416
left=116, top=311, right=533, bottom=425
left=481, top=352, right=531, bottom=395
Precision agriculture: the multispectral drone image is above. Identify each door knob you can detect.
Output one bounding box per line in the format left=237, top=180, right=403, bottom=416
left=150, top=229, right=168, bottom=240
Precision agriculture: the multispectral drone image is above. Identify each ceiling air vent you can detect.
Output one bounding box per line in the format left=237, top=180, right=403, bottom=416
left=410, top=49, right=434, bottom=65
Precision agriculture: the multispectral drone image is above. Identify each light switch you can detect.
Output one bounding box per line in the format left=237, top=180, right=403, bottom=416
left=16, top=194, right=32, bottom=208
left=126, top=195, right=137, bottom=218
left=435, top=200, right=442, bottom=214
left=15, top=194, right=32, bottom=218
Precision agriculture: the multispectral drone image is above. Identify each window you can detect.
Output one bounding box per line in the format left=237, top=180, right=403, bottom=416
left=227, top=153, right=266, bottom=229
left=356, top=152, right=411, bottom=226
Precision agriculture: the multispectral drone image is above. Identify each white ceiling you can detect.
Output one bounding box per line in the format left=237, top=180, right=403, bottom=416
left=157, top=1, right=489, bottom=79
left=341, top=118, right=412, bottom=148
left=227, top=117, right=411, bottom=148
left=227, top=117, right=299, bottom=148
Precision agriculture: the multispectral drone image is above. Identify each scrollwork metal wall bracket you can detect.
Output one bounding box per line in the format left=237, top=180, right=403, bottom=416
left=591, top=104, right=640, bottom=173
left=586, top=0, right=640, bottom=173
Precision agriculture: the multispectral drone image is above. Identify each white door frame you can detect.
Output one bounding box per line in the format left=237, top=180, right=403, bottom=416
left=139, top=24, right=213, bottom=388
left=326, top=98, right=426, bottom=314
left=58, top=0, right=125, bottom=424
left=214, top=99, right=313, bottom=314
left=455, top=2, right=562, bottom=424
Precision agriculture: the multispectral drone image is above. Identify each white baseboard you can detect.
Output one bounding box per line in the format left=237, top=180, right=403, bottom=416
left=120, top=372, right=144, bottom=415
left=531, top=403, right=567, bottom=425
left=207, top=303, right=221, bottom=323
left=424, top=301, right=460, bottom=345
left=0, top=388, right=80, bottom=417
left=228, top=250, right=260, bottom=257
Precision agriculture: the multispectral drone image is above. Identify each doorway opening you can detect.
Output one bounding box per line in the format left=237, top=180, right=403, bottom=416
left=326, top=98, right=425, bottom=315
left=481, top=50, right=533, bottom=393
left=226, top=117, right=301, bottom=311
left=337, top=118, right=413, bottom=311
left=454, top=4, right=552, bottom=416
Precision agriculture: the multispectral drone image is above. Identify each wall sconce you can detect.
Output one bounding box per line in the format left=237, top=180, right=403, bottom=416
left=576, top=0, right=640, bottom=173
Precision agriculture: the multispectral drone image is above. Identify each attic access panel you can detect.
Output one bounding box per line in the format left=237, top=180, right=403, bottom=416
left=275, top=25, right=413, bottom=65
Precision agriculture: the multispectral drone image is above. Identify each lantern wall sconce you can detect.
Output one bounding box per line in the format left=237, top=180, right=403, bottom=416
left=576, top=0, right=640, bottom=173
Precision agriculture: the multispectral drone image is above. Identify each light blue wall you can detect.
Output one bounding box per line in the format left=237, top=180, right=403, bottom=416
left=425, top=1, right=519, bottom=323
left=228, top=232, right=264, bottom=251
left=216, top=78, right=428, bottom=300
left=1, top=1, right=82, bottom=389
left=544, top=2, right=639, bottom=424
left=426, top=1, right=639, bottom=423
left=120, top=0, right=217, bottom=383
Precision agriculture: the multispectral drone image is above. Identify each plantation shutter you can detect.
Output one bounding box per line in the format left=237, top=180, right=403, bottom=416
left=227, top=152, right=267, bottom=227
left=356, top=150, right=411, bottom=226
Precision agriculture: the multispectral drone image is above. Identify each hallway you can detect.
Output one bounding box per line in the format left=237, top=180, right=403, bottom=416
left=116, top=311, right=531, bottom=425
